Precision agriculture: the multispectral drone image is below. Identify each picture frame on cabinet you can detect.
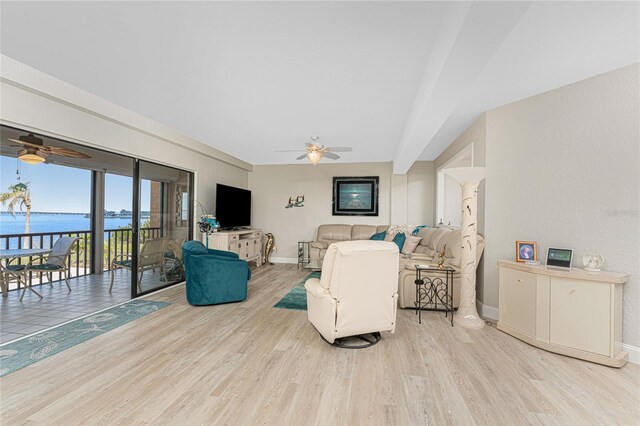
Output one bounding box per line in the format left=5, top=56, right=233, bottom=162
left=515, top=241, right=538, bottom=262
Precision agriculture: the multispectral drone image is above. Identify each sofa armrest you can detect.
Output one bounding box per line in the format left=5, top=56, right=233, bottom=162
left=305, top=278, right=329, bottom=299
left=311, top=241, right=329, bottom=250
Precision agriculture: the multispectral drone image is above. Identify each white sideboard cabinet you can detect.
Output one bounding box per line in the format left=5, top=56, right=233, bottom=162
left=203, top=229, right=263, bottom=266
left=497, top=260, right=628, bottom=367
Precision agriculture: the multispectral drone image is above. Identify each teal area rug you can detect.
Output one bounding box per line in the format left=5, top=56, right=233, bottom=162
left=0, top=300, right=170, bottom=377
left=274, top=272, right=320, bottom=310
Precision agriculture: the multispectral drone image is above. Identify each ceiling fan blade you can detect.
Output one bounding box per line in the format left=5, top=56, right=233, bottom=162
left=8, top=139, right=44, bottom=149
left=276, top=149, right=305, bottom=152
left=324, top=152, right=340, bottom=160
left=296, top=154, right=308, bottom=160
left=327, top=147, right=352, bottom=152
left=47, top=146, right=91, bottom=158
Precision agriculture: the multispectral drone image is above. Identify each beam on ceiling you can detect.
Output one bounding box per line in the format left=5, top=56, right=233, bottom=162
left=393, top=1, right=531, bottom=174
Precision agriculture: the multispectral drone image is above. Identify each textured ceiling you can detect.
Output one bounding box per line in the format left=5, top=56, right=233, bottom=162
left=1, top=1, right=638, bottom=171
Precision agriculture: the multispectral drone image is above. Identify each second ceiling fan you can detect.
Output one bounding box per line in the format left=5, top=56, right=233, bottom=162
left=277, top=136, right=353, bottom=165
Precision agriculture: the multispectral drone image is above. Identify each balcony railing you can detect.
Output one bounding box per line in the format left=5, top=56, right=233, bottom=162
left=0, top=227, right=162, bottom=292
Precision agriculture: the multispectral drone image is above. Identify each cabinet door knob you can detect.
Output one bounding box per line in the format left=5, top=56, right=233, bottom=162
left=569, top=288, right=576, bottom=294
left=517, top=279, right=523, bottom=283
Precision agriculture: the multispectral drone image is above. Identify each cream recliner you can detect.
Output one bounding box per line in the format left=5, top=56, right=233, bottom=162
left=304, top=240, right=399, bottom=347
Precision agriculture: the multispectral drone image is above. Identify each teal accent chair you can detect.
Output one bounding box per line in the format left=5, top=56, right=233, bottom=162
left=182, top=240, right=251, bottom=306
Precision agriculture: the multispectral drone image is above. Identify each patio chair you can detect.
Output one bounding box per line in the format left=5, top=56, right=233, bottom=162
left=7, top=237, right=79, bottom=301
left=109, top=238, right=168, bottom=293
left=163, top=239, right=185, bottom=282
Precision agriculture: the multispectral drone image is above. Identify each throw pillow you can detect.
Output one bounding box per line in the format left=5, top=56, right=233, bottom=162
left=401, top=235, right=422, bottom=255
left=392, top=232, right=406, bottom=251
left=411, top=225, right=428, bottom=236
left=369, top=231, right=386, bottom=241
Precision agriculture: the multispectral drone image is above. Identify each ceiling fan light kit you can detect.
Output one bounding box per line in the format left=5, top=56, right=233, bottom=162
left=17, top=148, right=46, bottom=165
left=307, top=150, right=323, bottom=165
left=277, top=136, right=353, bottom=165
left=9, top=133, right=91, bottom=164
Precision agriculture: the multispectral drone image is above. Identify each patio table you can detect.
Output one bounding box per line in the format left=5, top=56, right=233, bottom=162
left=0, top=248, right=52, bottom=299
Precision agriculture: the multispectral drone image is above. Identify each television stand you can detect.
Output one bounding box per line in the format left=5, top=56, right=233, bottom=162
left=203, top=229, right=263, bottom=267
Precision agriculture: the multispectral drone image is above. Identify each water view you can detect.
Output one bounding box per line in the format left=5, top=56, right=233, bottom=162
left=0, top=212, right=135, bottom=235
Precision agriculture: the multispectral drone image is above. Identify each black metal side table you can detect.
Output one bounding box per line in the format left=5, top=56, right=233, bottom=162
left=414, top=265, right=455, bottom=326
left=297, top=241, right=313, bottom=269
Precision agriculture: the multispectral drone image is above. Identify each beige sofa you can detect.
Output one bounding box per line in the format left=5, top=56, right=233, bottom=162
left=310, top=224, right=485, bottom=309
left=310, top=224, right=389, bottom=263
left=397, top=227, right=485, bottom=309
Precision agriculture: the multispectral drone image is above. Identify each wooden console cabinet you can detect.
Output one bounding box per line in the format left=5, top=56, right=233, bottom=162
left=497, top=260, right=628, bottom=367
left=203, top=229, right=263, bottom=266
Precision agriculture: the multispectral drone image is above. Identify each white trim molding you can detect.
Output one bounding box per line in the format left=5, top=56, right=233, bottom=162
left=622, top=344, right=640, bottom=365
left=268, top=257, right=298, bottom=265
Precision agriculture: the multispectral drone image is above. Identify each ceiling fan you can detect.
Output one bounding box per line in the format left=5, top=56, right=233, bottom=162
left=9, top=133, right=91, bottom=165
left=277, top=136, right=353, bottom=165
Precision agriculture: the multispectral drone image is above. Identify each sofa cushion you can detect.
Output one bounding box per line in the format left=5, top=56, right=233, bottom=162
left=376, top=225, right=390, bottom=234
left=317, top=224, right=352, bottom=242
left=401, top=236, right=422, bottom=255
left=412, top=244, right=435, bottom=258
left=311, top=241, right=329, bottom=249
left=443, top=230, right=462, bottom=260
left=369, top=231, right=386, bottom=241
left=352, top=225, right=378, bottom=240
left=392, top=232, right=406, bottom=251
left=424, top=228, right=451, bottom=251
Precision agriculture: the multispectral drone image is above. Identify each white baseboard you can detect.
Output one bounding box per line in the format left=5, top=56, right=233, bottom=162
left=267, top=257, right=297, bottom=264
left=623, top=344, right=640, bottom=365
left=476, top=300, right=499, bottom=321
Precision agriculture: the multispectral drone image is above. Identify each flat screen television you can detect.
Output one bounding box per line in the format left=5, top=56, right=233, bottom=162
left=215, top=184, right=251, bottom=229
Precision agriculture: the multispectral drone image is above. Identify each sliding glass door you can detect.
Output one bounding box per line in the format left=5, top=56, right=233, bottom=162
left=133, top=160, right=193, bottom=296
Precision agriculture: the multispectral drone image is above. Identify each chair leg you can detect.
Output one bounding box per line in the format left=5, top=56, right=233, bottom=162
left=48, top=272, right=53, bottom=287
left=109, top=267, right=116, bottom=293
left=64, top=270, right=71, bottom=291
left=19, top=284, right=27, bottom=302
left=19, top=274, right=43, bottom=301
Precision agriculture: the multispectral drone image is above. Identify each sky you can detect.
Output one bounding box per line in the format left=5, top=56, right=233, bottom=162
left=0, top=156, right=150, bottom=213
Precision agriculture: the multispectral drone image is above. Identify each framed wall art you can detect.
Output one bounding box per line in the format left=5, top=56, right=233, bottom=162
left=332, top=176, right=379, bottom=216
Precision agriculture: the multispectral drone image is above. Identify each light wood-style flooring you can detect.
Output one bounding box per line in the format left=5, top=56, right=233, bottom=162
left=0, top=264, right=638, bottom=425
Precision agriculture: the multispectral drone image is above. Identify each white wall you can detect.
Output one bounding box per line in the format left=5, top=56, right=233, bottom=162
left=248, top=161, right=434, bottom=261
left=484, top=63, right=639, bottom=347
left=407, top=161, right=435, bottom=225
left=0, top=57, right=251, bottom=229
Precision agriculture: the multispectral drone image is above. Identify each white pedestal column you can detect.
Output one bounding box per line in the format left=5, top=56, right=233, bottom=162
left=444, top=167, right=486, bottom=330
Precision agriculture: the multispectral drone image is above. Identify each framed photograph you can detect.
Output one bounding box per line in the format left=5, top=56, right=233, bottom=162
left=332, top=176, right=379, bottom=216
left=515, top=241, right=538, bottom=262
